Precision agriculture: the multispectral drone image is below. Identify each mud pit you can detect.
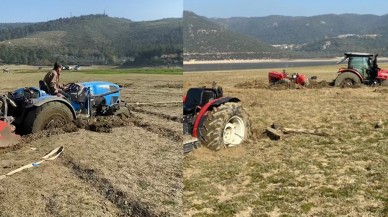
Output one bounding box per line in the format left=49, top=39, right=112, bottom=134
left=0, top=69, right=183, bottom=217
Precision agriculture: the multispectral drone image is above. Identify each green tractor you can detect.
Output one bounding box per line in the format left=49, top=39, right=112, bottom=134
left=334, top=52, right=388, bottom=87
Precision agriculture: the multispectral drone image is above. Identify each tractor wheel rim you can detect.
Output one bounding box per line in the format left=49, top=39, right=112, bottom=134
left=343, top=79, right=353, bottom=86
left=223, top=116, right=245, bottom=146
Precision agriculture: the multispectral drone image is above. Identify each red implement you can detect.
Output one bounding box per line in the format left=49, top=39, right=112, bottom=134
left=0, top=121, right=21, bottom=147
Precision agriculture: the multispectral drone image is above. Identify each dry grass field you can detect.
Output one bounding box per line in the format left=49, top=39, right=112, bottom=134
left=0, top=66, right=183, bottom=217
left=183, top=64, right=388, bottom=216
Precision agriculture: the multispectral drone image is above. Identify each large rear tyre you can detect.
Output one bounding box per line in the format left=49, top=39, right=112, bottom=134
left=199, top=102, right=251, bottom=151
left=24, top=102, right=74, bottom=134
left=334, top=72, right=361, bottom=87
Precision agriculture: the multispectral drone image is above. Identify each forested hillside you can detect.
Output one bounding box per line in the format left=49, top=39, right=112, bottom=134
left=184, top=11, right=286, bottom=61
left=211, top=13, right=388, bottom=57
left=0, top=14, right=182, bottom=66
left=183, top=11, right=388, bottom=60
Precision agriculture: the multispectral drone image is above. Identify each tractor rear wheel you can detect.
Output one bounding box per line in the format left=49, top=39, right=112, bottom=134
left=199, top=102, right=251, bottom=151
left=24, top=102, right=73, bottom=134
left=335, top=72, right=361, bottom=87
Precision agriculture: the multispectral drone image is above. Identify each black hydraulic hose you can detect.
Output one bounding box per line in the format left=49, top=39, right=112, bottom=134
left=1, top=96, right=7, bottom=118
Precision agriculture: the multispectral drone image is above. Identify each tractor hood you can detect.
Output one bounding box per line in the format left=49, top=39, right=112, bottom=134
left=80, top=81, right=120, bottom=96
left=80, top=81, right=122, bottom=106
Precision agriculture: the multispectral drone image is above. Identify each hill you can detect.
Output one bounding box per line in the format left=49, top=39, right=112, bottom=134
left=184, top=11, right=286, bottom=61
left=211, top=14, right=388, bottom=57
left=0, top=14, right=182, bottom=66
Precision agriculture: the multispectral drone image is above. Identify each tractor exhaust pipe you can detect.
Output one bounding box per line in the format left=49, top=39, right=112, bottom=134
left=90, top=89, right=120, bottom=98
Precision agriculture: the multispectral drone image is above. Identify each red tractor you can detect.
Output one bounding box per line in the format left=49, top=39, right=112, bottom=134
left=335, top=52, right=388, bottom=86
left=183, top=82, right=251, bottom=153
left=268, top=70, right=310, bottom=86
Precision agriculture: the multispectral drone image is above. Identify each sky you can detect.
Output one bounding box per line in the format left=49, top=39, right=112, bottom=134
left=0, top=0, right=183, bottom=23
left=184, top=0, right=388, bottom=18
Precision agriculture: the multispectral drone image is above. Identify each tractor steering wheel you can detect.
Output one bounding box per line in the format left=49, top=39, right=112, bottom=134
left=63, top=83, right=78, bottom=92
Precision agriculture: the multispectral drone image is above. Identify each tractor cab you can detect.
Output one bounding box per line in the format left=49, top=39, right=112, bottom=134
left=335, top=52, right=388, bottom=86
left=183, top=84, right=223, bottom=115
left=337, top=52, right=376, bottom=79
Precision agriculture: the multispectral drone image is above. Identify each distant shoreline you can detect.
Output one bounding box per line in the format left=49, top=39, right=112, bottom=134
left=183, top=57, right=388, bottom=72
left=184, top=58, right=339, bottom=65
left=184, top=57, right=388, bottom=65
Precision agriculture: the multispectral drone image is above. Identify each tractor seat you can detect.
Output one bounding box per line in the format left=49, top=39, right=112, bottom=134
left=39, top=80, right=49, bottom=93
left=183, top=88, right=217, bottom=115
left=183, top=105, right=195, bottom=115
left=183, top=98, right=199, bottom=115
left=183, top=88, right=202, bottom=115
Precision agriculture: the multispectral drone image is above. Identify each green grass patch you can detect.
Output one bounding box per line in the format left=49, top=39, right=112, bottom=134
left=301, top=202, right=314, bottom=213
left=319, top=185, right=358, bottom=198
left=183, top=178, right=220, bottom=198
left=79, top=68, right=183, bottom=75
left=14, top=67, right=183, bottom=75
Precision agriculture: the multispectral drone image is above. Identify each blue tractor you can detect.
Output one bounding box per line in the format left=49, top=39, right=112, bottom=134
left=0, top=81, right=130, bottom=134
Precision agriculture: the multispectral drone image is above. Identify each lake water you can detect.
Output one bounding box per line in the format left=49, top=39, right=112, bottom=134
left=184, top=60, right=338, bottom=72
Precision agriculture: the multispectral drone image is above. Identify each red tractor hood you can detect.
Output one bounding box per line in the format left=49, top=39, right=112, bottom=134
left=377, top=68, right=388, bottom=80
left=269, top=71, right=287, bottom=79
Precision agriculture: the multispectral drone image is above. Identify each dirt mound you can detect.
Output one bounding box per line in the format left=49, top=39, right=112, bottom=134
left=7, top=115, right=135, bottom=148
left=270, top=80, right=333, bottom=90
left=307, top=80, right=332, bottom=89
left=235, top=79, right=333, bottom=90
left=234, top=80, right=268, bottom=89
left=73, top=115, right=132, bottom=133
left=268, top=82, right=298, bottom=90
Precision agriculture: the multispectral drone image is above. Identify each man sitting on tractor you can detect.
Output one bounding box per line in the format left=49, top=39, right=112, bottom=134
left=43, top=62, right=68, bottom=97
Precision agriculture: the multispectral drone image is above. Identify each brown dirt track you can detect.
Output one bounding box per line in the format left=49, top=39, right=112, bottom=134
left=184, top=65, right=388, bottom=216
left=0, top=68, right=182, bottom=217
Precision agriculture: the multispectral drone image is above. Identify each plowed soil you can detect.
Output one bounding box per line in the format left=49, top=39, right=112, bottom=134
left=0, top=68, right=183, bottom=217
left=235, top=79, right=331, bottom=89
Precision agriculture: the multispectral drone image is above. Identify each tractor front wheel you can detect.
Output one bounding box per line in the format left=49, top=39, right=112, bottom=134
left=24, top=102, right=73, bottom=134
left=277, top=78, right=290, bottom=85
left=114, top=106, right=131, bottom=117
left=199, top=102, right=251, bottom=151
left=335, top=72, right=361, bottom=87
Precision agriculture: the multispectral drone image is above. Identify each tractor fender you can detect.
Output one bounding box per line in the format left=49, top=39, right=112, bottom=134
left=32, top=96, right=76, bottom=119
left=192, top=97, right=241, bottom=138
left=337, top=69, right=364, bottom=82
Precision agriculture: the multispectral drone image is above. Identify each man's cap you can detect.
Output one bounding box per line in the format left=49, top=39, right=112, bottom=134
left=54, top=62, right=62, bottom=69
